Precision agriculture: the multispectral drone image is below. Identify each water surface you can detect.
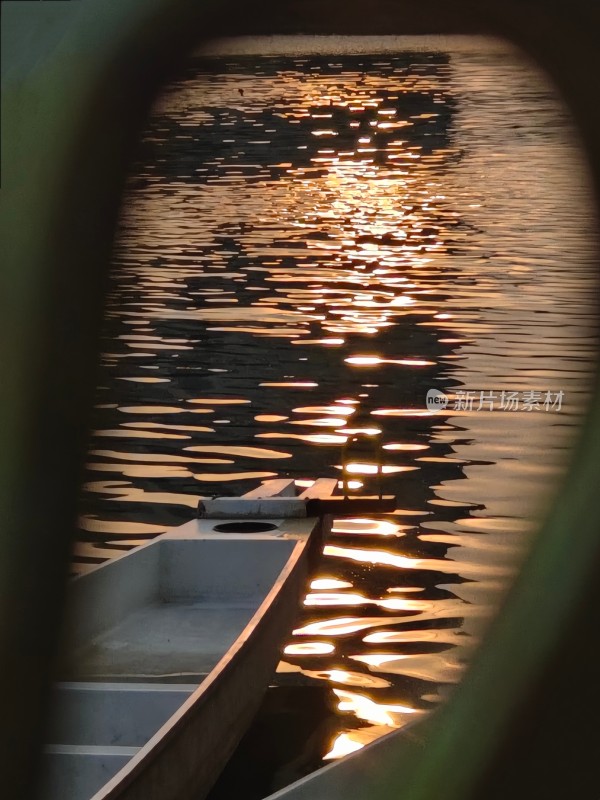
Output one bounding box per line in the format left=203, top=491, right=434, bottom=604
left=79, top=34, right=598, bottom=784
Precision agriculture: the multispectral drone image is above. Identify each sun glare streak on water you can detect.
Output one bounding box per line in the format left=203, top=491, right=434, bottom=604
left=79, top=34, right=598, bottom=781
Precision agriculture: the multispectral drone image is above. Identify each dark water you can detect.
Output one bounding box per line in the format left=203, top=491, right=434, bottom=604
left=78, top=35, right=597, bottom=790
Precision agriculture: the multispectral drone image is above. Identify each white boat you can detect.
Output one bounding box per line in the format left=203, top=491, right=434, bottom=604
left=40, top=478, right=340, bottom=800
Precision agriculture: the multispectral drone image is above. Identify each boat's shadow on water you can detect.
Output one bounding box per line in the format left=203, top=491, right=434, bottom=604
left=206, top=686, right=346, bottom=799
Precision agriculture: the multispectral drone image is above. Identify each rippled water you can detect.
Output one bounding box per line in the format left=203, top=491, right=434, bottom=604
left=79, top=35, right=597, bottom=784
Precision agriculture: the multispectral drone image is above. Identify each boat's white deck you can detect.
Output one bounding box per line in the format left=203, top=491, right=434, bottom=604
left=62, top=535, right=299, bottom=680
left=47, top=683, right=196, bottom=747
left=72, top=601, right=258, bottom=678
left=43, top=684, right=198, bottom=800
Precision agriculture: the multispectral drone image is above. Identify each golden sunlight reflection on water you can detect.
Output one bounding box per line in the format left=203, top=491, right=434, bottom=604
left=81, top=35, right=598, bottom=771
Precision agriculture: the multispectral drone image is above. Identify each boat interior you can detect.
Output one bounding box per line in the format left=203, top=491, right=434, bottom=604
left=41, top=510, right=310, bottom=800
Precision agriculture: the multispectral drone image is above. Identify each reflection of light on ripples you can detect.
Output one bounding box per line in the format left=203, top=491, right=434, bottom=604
left=324, top=544, right=418, bottom=569
left=283, top=642, right=336, bottom=656
left=184, top=445, right=291, bottom=459
left=93, top=428, right=190, bottom=440
left=117, top=405, right=212, bottom=415
left=335, top=462, right=418, bottom=475
left=293, top=617, right=404, bottom=637
left=192, top=471, right=277, bottom=482
left=371, top=408, right=435, bottom=417
left=337, top=479, right=364, bottom=490
left=187, top=398, right=250, bottom=405
left=324, top=544, right=512, bottom=578
left=324, top=725, right=400, bottom=761
left=333, top=689, right=419, bottom=726
left=256, top=432, right=348, bottom=444
left=350, top=653, right=465, bottom=683
left=291, top=337, right=345, bottom=346
left=382, top=443, right=428, bottom=451
left=305, top=591, right=447, bottom=613
left=293, top=405, right=355, bottom=416
left=305, top=592, right=370, bottom=607
left=363, top=629, right=464, bottom=645
left=331, top=518, right=406, bottom=536
left=90, top=449, right=227, bottom=465
left=259, top=382, right=319, bottom=388
left=86, top=463, right=195, bottom=479
left=345, top=356, right=435, bottom=367
left=298, top=669, right=392, bottom=689
left=116, top=377, right=170, bottom=384
left=83, top=481, right=199, bottom=509
left=122, top=422, right=215, bottom=433
left=294, top=479, right=315, bottom=489
left=323, top=734, right=363, bottom=760
left=335, top=425, right=382, bottom=435
left=290, top=417, right=348, bottom=427
left=310, top=578, right=353, bottom=590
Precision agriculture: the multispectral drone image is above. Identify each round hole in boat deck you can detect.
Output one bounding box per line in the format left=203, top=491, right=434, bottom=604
left=212, top=521, right=279, bottom=533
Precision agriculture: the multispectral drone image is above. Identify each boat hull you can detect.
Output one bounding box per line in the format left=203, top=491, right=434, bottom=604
left=99, top=537, right=312, bottom=800
left=42, top=511, right=330, bottom=800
